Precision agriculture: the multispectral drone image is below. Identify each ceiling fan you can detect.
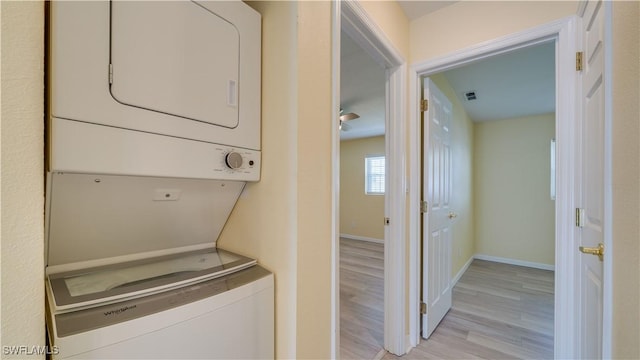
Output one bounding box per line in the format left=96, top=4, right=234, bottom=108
left=339, top=109, right=359, bottom=131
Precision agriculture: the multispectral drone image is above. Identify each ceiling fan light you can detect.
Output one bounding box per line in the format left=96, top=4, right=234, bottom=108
left=339, top=112, right=360, bottom=121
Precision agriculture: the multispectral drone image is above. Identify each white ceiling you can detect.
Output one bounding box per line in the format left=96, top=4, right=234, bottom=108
left=441, top=41, right=556, bottom=122
left=340, top=13, right=555, bottom=140
left=340, top=31, right=386, bottom=140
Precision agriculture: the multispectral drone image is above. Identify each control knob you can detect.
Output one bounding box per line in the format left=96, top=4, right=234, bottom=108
left=225, top=152, right=243, bottom=169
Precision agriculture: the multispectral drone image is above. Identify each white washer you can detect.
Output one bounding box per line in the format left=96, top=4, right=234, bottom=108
left=46, top=254, right=273, bottom=359
left=44, top=174, right=274, bottom=359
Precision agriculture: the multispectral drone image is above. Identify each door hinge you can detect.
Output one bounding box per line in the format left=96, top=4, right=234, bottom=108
left=420, top=99, right=429, bottom=112
left=420, top=302, right=427, bottom=315
left=420, top=200, right=429, bottom=213
left=576, top=52, right=583, bottom=71
left=109, top=63, right=114, bottom=84
left=576, top=208, right=585, bottom=227
left=384, top=217, right=390, bottom=226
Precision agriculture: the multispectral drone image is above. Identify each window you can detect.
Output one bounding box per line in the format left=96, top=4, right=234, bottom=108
left=365, top=155, right=385, bottom=195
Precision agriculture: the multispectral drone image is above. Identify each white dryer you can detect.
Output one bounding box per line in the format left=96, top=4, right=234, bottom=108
left=49, top=1, right=261, bottom=180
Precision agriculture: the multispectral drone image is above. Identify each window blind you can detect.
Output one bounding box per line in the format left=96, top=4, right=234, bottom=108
left=365, top=155, right=385, bottom=195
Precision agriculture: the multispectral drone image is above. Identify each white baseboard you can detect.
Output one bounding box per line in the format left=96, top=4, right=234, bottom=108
left=339, top=233, right=384, bottom=244
left=474, top=254, right=555, bottom=271
left=452, top=255, right=475, bottom=286
left=404, top=335, right=414, bottom=356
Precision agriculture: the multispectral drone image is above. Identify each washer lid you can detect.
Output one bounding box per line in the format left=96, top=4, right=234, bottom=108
left=45, top=173, right=245, bottom=267
left=51, top=265, right=270, bottom=338
left=48, top=248, right=256, bottom=312
left=109, top=1, right=240, bottom=128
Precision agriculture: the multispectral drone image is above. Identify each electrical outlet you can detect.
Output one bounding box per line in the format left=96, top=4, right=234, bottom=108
left=153, top=189, right=182, bottom=201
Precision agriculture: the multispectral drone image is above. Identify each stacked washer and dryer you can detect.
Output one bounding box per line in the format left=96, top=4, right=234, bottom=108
left=45, top=2, right=272, bottom=359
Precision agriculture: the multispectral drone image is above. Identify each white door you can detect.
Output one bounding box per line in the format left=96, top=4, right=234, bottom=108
left=577, top=0, right=606, bottom=358
left=421, top=78, right=453, bottom=339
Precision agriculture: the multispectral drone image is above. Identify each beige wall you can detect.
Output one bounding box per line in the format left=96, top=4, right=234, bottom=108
left=611, top=1, right=640, bottom=358
left=340, top=136, right=385, bottom=240
left=220, top=1, right=335, bottom=359
left=474, top=114, right=556, bottom=266
left=294, top=2, right=333, bottom=357
left=217, top=2, right=299, bottom=358
left=430, top=77, right=555, bottom=271
left=359, top=1, right=409, bottom=58
left=0, top=1, right=46, bottom=358
left=429, top=74, right=475, bottom=278
left=409, top=1, right=576, bottom=62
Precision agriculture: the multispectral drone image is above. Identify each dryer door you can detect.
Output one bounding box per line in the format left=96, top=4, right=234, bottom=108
left=110, top=1, right=240, bottom=128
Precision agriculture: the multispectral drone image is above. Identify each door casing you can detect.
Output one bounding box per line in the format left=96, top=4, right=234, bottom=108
left=408, top=14, right=612, bottom=359
left=331, top=1, right=408, bottom=357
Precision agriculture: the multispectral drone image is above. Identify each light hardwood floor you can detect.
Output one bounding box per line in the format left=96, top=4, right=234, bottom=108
left=383, top=259, right=555, bottom=360
left=340, top=238, right=385, bottom=360
left=340, top=238, right=555, bottom=360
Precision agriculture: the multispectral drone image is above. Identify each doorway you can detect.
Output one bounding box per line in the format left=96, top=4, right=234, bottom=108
left=332, top=1, right=408, bottom=357
left=338, top=28, right=386, bottom=359
left=408, top=17, right=581, bottom=358
left=418, top=41, right=557, bottom=357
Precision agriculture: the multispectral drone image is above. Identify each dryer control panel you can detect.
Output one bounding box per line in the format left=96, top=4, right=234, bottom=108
left=213, top=146, right=261, bottom=180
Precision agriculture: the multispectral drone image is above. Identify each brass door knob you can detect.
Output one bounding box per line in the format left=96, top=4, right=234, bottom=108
left=579, top=243, right=604, bottom=261
left=448, top=212, right=457, bottom=219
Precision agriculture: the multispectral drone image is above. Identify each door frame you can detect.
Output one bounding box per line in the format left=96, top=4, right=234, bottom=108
left=408, top=15, right=611, bottom=359
left=331, top=0, right=408, bottom=357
